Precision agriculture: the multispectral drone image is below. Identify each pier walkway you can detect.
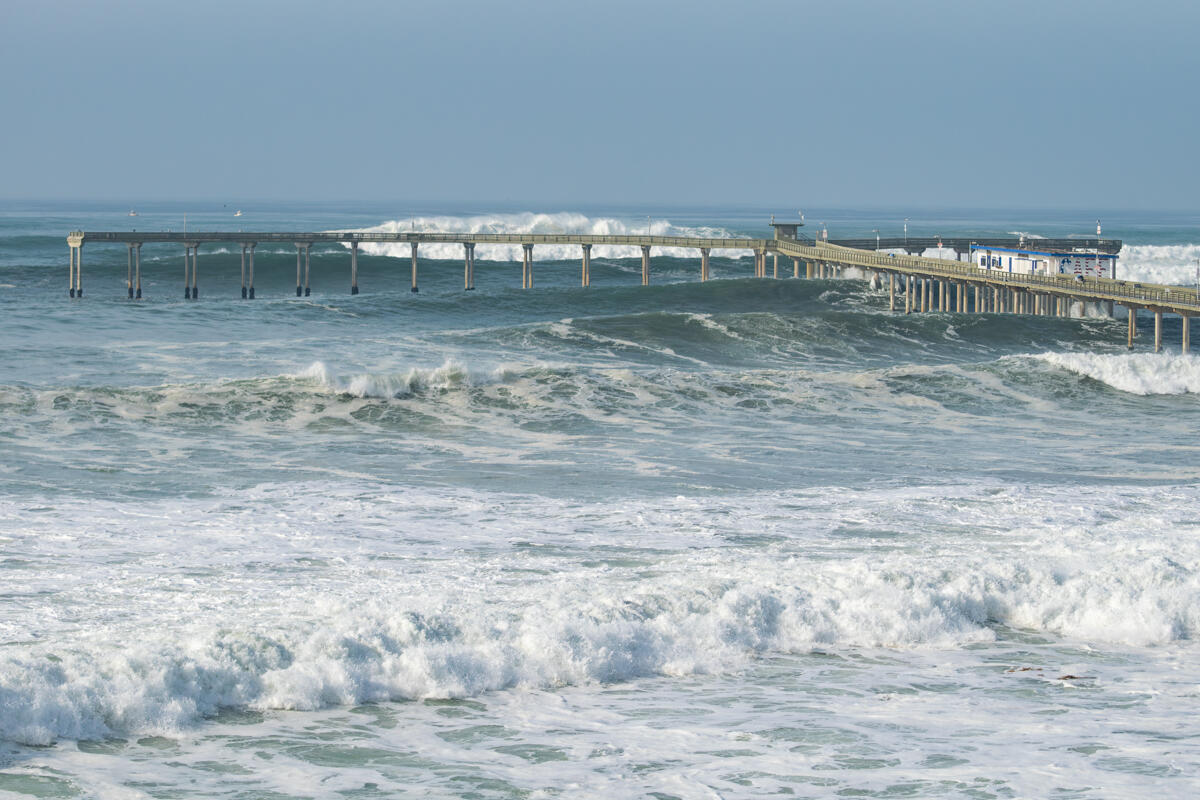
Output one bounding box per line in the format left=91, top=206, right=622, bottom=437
left=64, top=229, right=1195, bottom=353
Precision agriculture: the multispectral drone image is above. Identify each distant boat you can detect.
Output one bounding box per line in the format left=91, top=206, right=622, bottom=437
left=128, top=210, right=138, bottom=217
left=234, top=210, right=243, bottom=217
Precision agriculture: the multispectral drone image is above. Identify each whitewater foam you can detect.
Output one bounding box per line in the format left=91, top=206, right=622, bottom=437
left=1118, top=243, right=1200, bottom=286
left=337, top=211, right=754, bottom=261
left=1033, top=352, right=1200, bottom=395
left=3, top=481, right=1199, bottom=745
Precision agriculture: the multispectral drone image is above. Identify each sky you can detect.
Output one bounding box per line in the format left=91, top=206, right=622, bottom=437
left=2, top=0, right=1198, bottom=210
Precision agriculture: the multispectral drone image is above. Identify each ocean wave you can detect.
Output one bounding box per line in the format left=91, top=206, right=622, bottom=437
left=2, top=494, right=1196, bottom=747
left=295, top=359, right=503, bottom=399
left=1032, top=352, right=1200, bottom=395
left=335, top=211, right=754, bottom=261
left=1117, top=243, right=1200, bottom=286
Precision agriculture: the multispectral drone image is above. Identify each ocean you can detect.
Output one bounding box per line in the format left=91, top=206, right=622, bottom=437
left=1, top=203, right=1199, bottom=798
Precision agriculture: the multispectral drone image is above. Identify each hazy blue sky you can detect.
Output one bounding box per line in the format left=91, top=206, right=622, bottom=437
left=3, top=0, right=1197, bottom=209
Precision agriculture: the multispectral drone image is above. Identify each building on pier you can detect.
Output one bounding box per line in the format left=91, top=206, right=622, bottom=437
left=969, top=244, right=1117, bottom=279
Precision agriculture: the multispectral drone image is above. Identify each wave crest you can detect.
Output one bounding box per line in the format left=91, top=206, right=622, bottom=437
left=336, top=211, right=753, bottom=261
left=1033, top=352, right=1200, bottom=395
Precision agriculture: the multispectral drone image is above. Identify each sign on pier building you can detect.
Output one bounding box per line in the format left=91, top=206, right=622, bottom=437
left=970, top=245, right=1117, bottom=279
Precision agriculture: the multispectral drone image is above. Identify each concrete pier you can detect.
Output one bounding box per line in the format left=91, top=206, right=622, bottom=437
left=68, top=228, right=1200, bottom=344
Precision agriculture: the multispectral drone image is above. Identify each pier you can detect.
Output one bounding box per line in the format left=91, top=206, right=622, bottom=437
left=65, top=227, right=1196, bottom=353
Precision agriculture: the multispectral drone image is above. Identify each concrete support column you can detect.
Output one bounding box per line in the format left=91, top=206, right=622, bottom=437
left=240, top=245, right=247, bottom=298
left=939, top=281, right=946, bottom=312
left=524, top=243, right=535, bottom=289
left=68, top=246, right=75, bottom=297
left=411, top=242, right=419, bottom=293
left=304, top=245, right=311, bottom=296
left=792, top=257, right=800, bottom=279
left=463, top=242, right=475, bottom=290
left=1128, top=306, right=1136, bottom=349
left=700, top=247, right=710, bottom=282
left=134, top=244, right=142, bottom=299
left=191, top=245, right=198, bottom=299
left=772, top=253, right=779, bottom=279
left=248, top=244, right=256, bottom=299
left=641, top=245, right=651, bottom=286
left=184, top=246, right=192, bottom=299
left=905, top=275, right=912, bottom=313
left=74, top=245, right=82, bottom=298
left=350, top=240, right=360, bottom=295
left=582, top=243, right=592, bottom=287
left=889, top=273, right=896, bottom=311
left=1183, top=315, right=1191, bottom=354
left=1155, top=310, right=1163, bottom=353
left=296, top=245, right=304, bottom=296
left=921, top=278, right=929, bottom=312
left=806, top=260, right=814, bottom=279
left=127, top=245, right=134, bottom=299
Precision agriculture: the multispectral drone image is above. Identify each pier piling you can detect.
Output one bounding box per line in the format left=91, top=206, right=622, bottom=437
left=411, top=242, right=419, bottom=293
left=582, top=243, right=591, bottom=286
left=304, top=244, right=311, bottom=296
left=350, top=241, right=359, bottom=295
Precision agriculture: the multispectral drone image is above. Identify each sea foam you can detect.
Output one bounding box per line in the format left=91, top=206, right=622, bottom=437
left=2, top=482, right=1198, bottom=745
left=336, top=211, right=753, bottom=261
left=1034, top=352, right=1200, bottom=395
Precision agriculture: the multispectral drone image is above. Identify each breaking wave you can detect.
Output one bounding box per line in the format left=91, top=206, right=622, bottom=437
left=2, top=481, right=1197, bottom=746
left=1033, top=352, right=1200, bottom=395
left=337, top=211, right=754, bottom=261
left=1117, top=243, right=1200, bottom=286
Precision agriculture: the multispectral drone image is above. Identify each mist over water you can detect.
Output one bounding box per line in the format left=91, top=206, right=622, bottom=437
left=2, top=204, right=1199, bottom=798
